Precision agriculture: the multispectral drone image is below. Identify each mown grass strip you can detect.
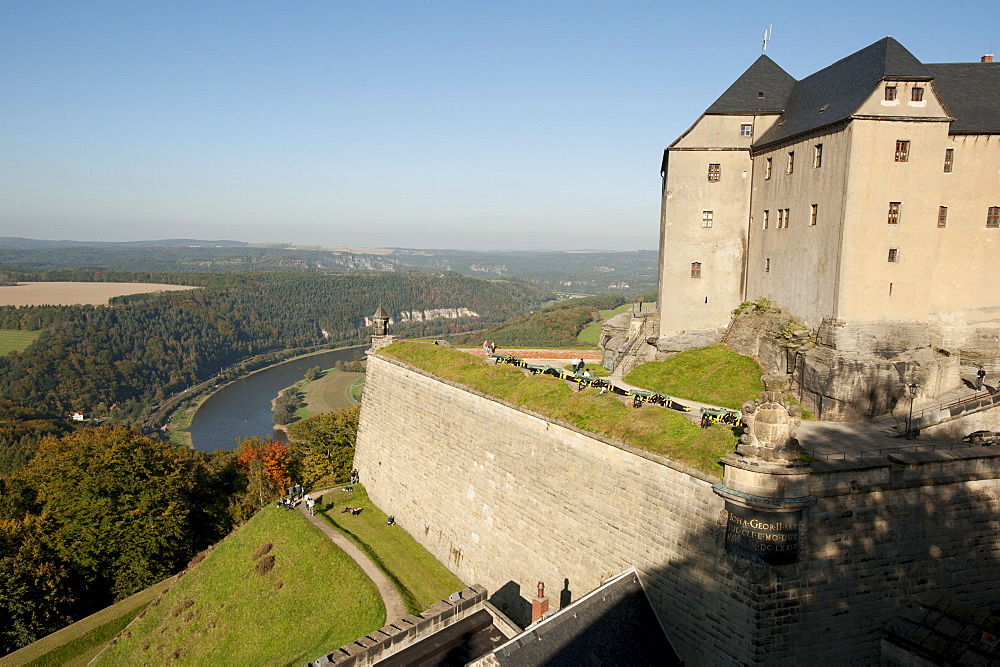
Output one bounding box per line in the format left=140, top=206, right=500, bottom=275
left=319, top=485, right=466, bottom=614
left=381, top=341, right=739, bottom=476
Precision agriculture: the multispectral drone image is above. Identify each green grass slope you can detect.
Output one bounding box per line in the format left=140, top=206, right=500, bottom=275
left=382, top=342, right=738, bottom=476
left=624, top=345, right=765, bottom=410
left=576, top=303, right=631, bottom=345
left=320, top=486, right=466, bottom=614
left=93, top=505, right=384, bottom=666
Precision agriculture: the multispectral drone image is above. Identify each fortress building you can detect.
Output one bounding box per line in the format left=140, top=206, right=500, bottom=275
left=638, top=38, right=1000, bottom=420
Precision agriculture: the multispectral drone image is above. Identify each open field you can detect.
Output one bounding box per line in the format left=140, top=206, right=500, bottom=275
left=0, top=282, right=196, bottom=307
left=1, top=577, right=176, bottom=667
left=300, top=370, right=364, bottom=416
left=93, top=505, right=384, bottom=666
left=577, top=302, right=632, bottom=344
left=0, top=330, right=42, bottom=355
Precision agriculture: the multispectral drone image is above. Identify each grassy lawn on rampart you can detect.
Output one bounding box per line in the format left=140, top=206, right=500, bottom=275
left=381, top=341, right=739, bottom=476
left=94, top=505, right=384, bottom=666
left=319, top=485, right=466, bottom=614
left=0, top=330, right=41, bottom=355
left=624, top=345, right=765, bottom=411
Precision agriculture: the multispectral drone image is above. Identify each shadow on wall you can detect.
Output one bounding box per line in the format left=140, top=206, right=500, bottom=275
left=625, top=465, right=1000, bottom=663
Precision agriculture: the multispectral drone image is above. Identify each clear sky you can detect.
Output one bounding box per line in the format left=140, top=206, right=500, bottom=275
left=1, top=1, right=995, bottom=251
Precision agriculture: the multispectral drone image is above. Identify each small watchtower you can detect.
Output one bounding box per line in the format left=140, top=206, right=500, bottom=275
left=369, top=305, right=395, bottom=352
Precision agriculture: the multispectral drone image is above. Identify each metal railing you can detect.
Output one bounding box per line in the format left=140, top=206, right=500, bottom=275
left=611, top=318, right=654, bottom=376
left=804, top=441, right=990, bottom=461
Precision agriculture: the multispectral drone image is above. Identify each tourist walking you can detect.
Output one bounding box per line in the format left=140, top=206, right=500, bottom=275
left=977, top=366, right=987, bottom=391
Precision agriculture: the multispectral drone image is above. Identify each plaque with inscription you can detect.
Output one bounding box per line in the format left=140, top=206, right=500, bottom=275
left=724, top=503, right=801, bottom=566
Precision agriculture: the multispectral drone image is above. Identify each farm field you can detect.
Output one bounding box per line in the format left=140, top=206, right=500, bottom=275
left=299, top=370, right=364, bottom=417
left=0, top=282, right=196, bottom=306
left=0, top=329, right=41, bottom=354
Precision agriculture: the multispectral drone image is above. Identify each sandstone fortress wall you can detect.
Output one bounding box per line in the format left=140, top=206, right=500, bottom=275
left=355, top=353, right=1000, bottom=663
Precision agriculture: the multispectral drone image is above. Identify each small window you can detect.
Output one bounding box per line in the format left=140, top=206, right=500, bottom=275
left=701, top=211, right=714, bottom=228
left=707, top=163, right=721, bottom=182
left=784, top=208, right=790, bottom=228
left=787, top=152, right=794, bottom=174
left=813, top=144, right=823, bottom=168
left=988, top=207, right=1000, bottom=228
left=885, top=85, right=897, bottom=101
left=810, top=204, right=818, bottom=226
left=777, top=208, right=790, bottom=229
left=740, top=123, right=753, bottom=137
left=911, top=87, right=924, bottom=102
left=764, top=157, right=772, bottom=180
left=888, top=248, right=899, bottom=263
left=765, top=258, right=770, bottom=272
left=763, top=210, right=769, bottom=229
left=757, top=91, right=765, bottom=99
left=938, top=206, right=948, bottom=228
left=895, top=140, right=910, bottom=162
left=691, top=262, right=702, bottom=278
left=888, top=202, right=901, bottom=225
left=944, top=148, right=954, bottom=173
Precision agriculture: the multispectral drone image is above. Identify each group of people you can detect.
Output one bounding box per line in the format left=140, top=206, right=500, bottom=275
left=341, top=506, right=363, bottom=516
left=482, top=340, right=498, bottom=355
left=278, top=492, right=317, bottom=515
left=569, top=356, right=588, bottom=374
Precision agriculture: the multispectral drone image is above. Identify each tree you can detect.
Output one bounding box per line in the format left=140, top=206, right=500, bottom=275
left=12, top=427, right=207, bottom=601
left=287, top=405, right=360, bottom=486
left=234, top=437, right=292, bottom=504
left=304, top=366, right=322, bottom=381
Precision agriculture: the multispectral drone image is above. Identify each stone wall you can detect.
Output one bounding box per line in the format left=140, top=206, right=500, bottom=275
left=355, top=352, right=1000, bottom=663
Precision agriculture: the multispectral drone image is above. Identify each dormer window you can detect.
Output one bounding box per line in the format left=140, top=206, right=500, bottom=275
left=885, top=85, right=897, bottom=101
left=757, top=91, right=765, bottom=99
left=911, top=87, right=924, bottom=102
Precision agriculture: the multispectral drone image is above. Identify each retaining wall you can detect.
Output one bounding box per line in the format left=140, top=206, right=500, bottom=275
left=355, top=352, right=1000, bottom=664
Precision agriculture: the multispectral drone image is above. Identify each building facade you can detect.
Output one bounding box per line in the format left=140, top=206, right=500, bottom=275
left=654, top=38, right=1000, bottom=418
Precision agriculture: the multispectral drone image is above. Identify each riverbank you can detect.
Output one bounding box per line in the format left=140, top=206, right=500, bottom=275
left=165, top=345, right=366, bottom=449
left=271, top=368, right=365, bottom=437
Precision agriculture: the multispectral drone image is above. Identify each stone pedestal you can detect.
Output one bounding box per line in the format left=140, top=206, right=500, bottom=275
left=713, top=375, right=816, bottom=565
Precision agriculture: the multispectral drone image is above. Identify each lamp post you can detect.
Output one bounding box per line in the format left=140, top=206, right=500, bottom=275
left=906, top=383, right=918, bottom=440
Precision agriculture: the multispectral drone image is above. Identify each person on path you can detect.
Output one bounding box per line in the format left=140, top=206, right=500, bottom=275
left=306, top=496, right=315, bottom=515
left=482, top=340, right=490, bottom=355
left=570, top=356, right=579, bottom=371
left=977, top=366, right=987, bottom=391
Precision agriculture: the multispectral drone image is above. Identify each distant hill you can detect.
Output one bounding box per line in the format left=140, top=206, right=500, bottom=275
left=0, top=237, right=248, bottom=249
left=0, top=239, right=657, bottom=295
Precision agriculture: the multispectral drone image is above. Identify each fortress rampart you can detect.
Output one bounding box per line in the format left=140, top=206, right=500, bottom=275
left=355, top=352, right=1000, bottom=663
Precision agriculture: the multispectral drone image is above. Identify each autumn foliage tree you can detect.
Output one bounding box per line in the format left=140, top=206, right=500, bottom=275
left=234, top=437, right=293, bottom=512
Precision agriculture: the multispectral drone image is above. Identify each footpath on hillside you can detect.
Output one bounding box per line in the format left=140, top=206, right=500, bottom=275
left=299, top=488, right=408, bottom=623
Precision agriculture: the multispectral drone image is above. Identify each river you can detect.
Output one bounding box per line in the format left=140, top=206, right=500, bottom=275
left=187, top=345, right=367, bottom=451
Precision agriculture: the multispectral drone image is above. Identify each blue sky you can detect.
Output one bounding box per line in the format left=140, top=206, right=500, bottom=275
left=1, top=1, right=995, bottom=251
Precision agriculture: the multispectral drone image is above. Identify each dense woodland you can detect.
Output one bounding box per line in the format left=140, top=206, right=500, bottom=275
left=0, top=271, right=550, bottom=420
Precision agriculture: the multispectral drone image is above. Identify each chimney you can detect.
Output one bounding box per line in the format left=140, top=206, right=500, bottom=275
left=530, top=581, right=550, bottom=623
left=983, top=54, right=994, bottom=63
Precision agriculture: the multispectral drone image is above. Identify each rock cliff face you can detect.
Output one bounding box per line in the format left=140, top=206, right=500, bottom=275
left=364, top=307, right=480, bottom=326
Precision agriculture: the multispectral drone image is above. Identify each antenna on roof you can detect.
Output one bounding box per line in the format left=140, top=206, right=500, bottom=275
left=761, top=25, right=772, bottom=53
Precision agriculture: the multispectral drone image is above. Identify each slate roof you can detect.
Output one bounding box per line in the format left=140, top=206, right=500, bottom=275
left=704, top=55, right=796, bottom=115
left=484, top=569, right=681, bottom=666
left=372, top=305, right=389, bottom=319
left=754, top=37, right=932, bottom=148
left=927, top=62, right=1000, bottom=134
